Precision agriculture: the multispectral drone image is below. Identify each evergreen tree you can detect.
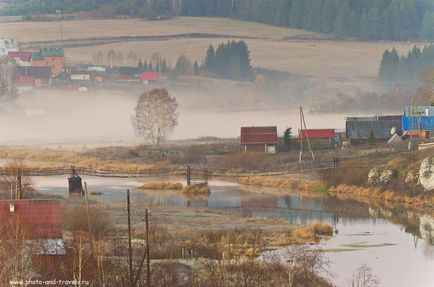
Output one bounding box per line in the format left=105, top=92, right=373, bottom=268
left=204, top=45, right=216, bottom=74
left=193, top=61, right=199, bottom=76
left=283, top=127, right=292, bottom=151
left=421, top=12, right=434, bottom=40
left=368, top=129, right=376, bottom=145
left=137, top=58, right=143, bottom=71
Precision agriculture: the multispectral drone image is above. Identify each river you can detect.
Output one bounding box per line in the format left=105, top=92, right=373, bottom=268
left=32, top=175, right=434, bottom=287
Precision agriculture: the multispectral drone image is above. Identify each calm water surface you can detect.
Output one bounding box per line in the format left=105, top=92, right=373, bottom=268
left=32, top=175, right=434, bottom=287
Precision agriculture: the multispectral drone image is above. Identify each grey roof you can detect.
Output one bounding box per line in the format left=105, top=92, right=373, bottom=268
left=346, top=115, right=402, bottom=140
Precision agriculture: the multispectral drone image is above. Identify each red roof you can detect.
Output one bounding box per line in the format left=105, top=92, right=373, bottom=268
left=8, top=51, right=32, bottom=62
left=141, top=72, right=159, bottom=81
left=241, top=126, right=278, bottom=144
left=299, top=129, right=335, bottom=139
left=13, top=76, right=34, bottom=85
left=0, top=200, right=62, bottom=239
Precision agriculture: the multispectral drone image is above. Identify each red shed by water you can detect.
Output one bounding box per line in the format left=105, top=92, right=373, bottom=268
left=241, top=126, right=278, bottom=154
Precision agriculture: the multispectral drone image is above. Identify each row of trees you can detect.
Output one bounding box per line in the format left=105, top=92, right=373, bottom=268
left=4, top=0, right=434, bottom=40
left=164, top=41, right=252, bottom=81
left=204, top=41, right=252, bottom=81
left=378, top=44, right=434, bottom=84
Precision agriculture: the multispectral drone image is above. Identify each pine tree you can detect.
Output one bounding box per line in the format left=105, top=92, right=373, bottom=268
left=204, top=45, right=216, bottom=74
left=421, top=12, right=434, bottom=40
left=283, top=127, right=292, bottom=151
left=193, top=61, right=199, bottom=76
left=137, top=59, right=143, bottom=71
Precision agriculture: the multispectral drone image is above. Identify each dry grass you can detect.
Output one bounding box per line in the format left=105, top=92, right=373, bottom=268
left=181, top=183, right=210, bottom=194
left=139, top=182, right=183, bottom=190
left=273, top=222, right=334, bottom=246
left=0, top=147, right=167, bottom=172
left=64, top=37, right=420, bottom=80
left=0, top=17, right=315, bottom=43
left=239, top=176, right=323, bottom=191
left=328, top=184, right=433, bottom=209
left=0, top=17, right=421, bottom=80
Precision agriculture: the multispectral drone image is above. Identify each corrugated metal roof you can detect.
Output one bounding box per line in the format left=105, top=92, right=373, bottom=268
left=119, top=66, right=139, bottom=74
left=0, top=200, right=62, bottom=239
left=241, top=126, right=278, bottom=144
left=41, top=47, right=64, bottom=57
left=299, top=129, right=335, bottom=139
left=346, top=116, right=402, bottom=140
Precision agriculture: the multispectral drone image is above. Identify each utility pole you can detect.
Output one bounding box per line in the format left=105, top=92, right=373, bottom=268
left=17, top=169, right=22, bottom=200
left=133, top=208, right=151, bottom=287
left=146, top=208, right=150, bottom=287
left=299, top=106, right=315, bottom=162
left=127, top=189, right=133, bottom=287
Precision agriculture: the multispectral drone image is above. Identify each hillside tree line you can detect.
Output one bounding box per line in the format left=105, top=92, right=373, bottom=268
left=2, top=0, right=434, bottom=40
left=378, top=44, right=434, bottom=84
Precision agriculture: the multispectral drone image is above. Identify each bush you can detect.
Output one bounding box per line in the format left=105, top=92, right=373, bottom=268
left=139, top=182, right=183, bottom=190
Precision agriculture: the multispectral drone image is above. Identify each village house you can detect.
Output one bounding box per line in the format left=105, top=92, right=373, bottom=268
left=240, top=126, right=278, bottom=154
left=141, top=71, right=159, bottom=84
left=402, top=105, right=434, bottom=139
left=119, top=66, right=140, bottom=81
left=7, top=51, right=32, bottom=66
left=16, top=66, right=52, bottom=87
left=299, top=129, right=337, bottom=146
left=31, top=48, right=65, bottom=76
left=0, top=199, right=65, bottom=255
left=346, top=115, right=402, bottom=144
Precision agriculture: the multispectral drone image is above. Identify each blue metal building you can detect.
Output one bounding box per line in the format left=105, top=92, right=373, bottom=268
left=402, top=106, right=434, bottom=131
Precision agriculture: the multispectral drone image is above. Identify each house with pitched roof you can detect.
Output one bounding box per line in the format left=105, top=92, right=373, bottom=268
left=31, top=48, right=65, bottom=76
left=240, top=126, right=278, bottom=154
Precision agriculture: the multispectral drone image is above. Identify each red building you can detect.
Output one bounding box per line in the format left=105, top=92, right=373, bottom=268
left=241, top=126, right=278, bottom=153
left=0, top=199, right=62, bottom=239
left=31, top=48, right=64, bottom=76
left=299, top=129, right=335, bottom=140
left=7, top=51, right=32, bottom=65
left=141, top=72, right=159, bottom=83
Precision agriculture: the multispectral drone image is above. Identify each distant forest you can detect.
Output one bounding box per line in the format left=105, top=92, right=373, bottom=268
left=2, top=0, right=434, bottom=40
left=378, top=44, right=434, bottom=84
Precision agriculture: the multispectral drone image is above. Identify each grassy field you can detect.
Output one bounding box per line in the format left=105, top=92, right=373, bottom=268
left=0, top=16, right=421, bottom=80
left=64, top=37, right=418, bottom=80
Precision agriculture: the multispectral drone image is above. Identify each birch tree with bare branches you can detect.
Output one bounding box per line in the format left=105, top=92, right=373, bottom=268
left=131, top=88, right=178, bottom=148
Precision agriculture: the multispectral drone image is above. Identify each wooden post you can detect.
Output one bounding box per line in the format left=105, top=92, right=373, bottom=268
left=187, top=166, right=191, bottom=186
left=146, top=208, right=150, bottom=287
left=17, top=169, right=22, bottom=200
left=127, top=189, right=133, bottom=287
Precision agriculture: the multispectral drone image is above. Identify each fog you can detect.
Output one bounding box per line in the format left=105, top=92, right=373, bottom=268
left=0, top=78, right=401, bottom=146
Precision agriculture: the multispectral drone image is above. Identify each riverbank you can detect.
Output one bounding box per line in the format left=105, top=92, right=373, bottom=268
left=239, top=175, right=434, bottom=212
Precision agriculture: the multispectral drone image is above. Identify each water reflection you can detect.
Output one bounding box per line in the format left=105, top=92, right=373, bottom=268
left=31, top=175, right=434, bottom=287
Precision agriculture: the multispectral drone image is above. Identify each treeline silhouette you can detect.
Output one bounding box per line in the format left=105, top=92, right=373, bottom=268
left=3, top=0, right=434, bottom=40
